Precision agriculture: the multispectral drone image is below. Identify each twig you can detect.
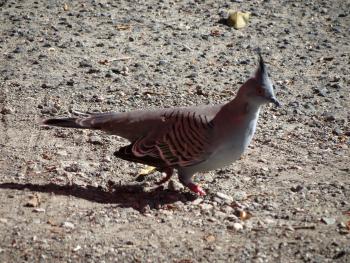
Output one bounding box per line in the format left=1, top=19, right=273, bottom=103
left=292, top=225, right=316, bottom=230
left=110, top=57, right=132, bottom=61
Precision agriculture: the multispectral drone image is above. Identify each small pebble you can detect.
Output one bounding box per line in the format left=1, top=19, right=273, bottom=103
left=291, top=185, right=303, bottom=192
left=321, top=217, right=336, bottom=225
left=41, top=106, right=58, bottom=115
left=73, top=245, right=81, bottom=252
left=33, top=208, right=46, bottom=213
left=199, top=203, right=213, bottom=210
left=313, top=87, right=327, bottom=97
left=67, top=79, right=74, bottom=86
left=192, top=198, right=203, bottom=205
left=88, top=135, right=102, bottom=145
left=0, top=218, right=8, bottom=224
left=56, top=150, right=68, bottom=157
left=233, top=191, right=247, bottom=201
left=79, top=60, right=92, bottom=68
left=324, top=113, right=336, bottom=122
left=168, top=179, right=184, bottom=192
left=41, top=83, right=53, bottom=89
left=1, top=106, right=14, bottom=114
left=332, top=128, right=342, bottom=136
left=13, top=46, right=24, bottom=53
left=215, top=192, right=233, bottom=202
left=61, top=221, right=75, bottom=229
left=228, top=222, right=243, bottom=231
left=64, top=163, right=81, bottom=172
left=226, top=214, right=239, bottom=222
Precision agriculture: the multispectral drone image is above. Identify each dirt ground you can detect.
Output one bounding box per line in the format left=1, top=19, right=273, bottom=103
left=0, top=0, right=349, bottom=262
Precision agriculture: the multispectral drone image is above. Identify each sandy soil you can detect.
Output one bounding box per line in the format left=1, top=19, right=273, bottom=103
left=0, top=0, right=349, bottom=262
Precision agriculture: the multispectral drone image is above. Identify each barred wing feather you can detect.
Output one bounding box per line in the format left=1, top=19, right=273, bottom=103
left=115, top=111, right=214, bottom=168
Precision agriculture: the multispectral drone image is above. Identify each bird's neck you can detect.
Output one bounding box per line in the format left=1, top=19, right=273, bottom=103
left=225, top=96, right=261, bottom=122
left=212, top=97, right=261, bottom=152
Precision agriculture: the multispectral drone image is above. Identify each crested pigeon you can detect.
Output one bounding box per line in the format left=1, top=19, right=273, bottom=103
left=42, top=54, right=280, bottom=196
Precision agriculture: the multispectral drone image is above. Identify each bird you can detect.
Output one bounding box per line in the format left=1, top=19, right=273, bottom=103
left=42, top=53, right=280, bottom=196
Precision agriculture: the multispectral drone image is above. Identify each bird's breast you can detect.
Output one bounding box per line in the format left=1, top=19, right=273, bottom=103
left=193, top=115, right=258, bottom=172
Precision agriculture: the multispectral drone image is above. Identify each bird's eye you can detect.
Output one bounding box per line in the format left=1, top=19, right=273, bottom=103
left=257, top=88, right=264, bottom=96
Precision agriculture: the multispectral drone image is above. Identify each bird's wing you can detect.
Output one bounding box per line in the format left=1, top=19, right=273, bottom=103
left=114, top=110, right=215, bottom=168
left=43, top=105, right=222, bottom=142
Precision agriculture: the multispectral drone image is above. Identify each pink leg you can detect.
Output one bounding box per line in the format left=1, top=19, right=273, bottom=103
left=187, top=183, right=206, bottom=196
left=178, top=170, right=206, bottom=196
left=155, top=167, right=174, bottom=185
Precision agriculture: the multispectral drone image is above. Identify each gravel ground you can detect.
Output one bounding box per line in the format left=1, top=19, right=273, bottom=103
left=0, top=0, right=349, bottom=262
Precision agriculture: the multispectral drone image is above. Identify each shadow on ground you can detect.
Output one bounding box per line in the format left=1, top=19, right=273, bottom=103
left=0, top=182, right=197, bottom=212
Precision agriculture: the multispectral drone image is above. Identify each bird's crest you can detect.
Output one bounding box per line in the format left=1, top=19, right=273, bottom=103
left=255, top=50, right=270, bottom=87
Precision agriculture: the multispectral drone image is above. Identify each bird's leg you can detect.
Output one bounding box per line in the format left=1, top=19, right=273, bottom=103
left=187, top=183, right=206, bottom=196
left=155, top=167, right=174, bottom=185
left=178, top=171, right=206, bottom=196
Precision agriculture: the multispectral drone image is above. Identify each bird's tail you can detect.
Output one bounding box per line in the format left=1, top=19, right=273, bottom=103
left=41, top=112, right=116, bottom=130
left=41, top=117, right=92, bottom=129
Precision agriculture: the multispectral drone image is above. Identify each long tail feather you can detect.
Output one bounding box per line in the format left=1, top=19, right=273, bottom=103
left=41, top=117, right=93, bottom=129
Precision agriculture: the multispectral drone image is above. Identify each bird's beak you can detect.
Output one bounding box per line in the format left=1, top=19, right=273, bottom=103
left=270, top=97, right=281, bottom=107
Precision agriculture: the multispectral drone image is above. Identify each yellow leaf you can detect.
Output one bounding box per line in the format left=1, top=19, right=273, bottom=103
left=239, top=210, right=252, bottom=221
left=227, top=11, right=251, bottom=29
left=137, top=165, right=157, bottom=177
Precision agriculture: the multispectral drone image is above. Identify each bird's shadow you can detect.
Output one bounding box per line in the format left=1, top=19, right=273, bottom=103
left=0, top=182, right=197, bottom=212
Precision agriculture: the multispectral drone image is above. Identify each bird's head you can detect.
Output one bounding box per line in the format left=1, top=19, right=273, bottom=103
left=237, top=53, right=280, bottom=108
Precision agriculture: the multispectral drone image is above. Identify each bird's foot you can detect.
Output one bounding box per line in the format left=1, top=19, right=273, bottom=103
left=187, top=183, right=206, bottom=196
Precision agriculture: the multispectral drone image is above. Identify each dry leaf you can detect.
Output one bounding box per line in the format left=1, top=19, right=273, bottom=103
left=63, top=3, right=69, bottom=11
left=98, top=59, right=109, bottom=65
left=45, top=165, right=57, bottom=172
left=346, top=220, right=350, bottom=231
left=239, top=210, right=252, bottom=221
left=50, top=227, right=63, bottom=234
left=175, top=260, right=193, bottom=263
left=136, top=165, right=157, bottom=177
left=41, top=152, right=52, bottom=160
left=338, top=136, right=348, bottom=143
left=204, top=234, right=216, bottom=243
left=47, top=219, right=58, bottom=226
left=227, top=11, right=251, bottom=29
left=25, top=194, right=41, bottom=207
left=163, top=204, right=177, bottom=210
left=210, top=29, right=222, bottom=37
left=115, top=24, right=131, bottom=30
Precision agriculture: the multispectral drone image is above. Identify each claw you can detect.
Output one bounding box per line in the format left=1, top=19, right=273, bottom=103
left=188, top=183, right=206, bottom=196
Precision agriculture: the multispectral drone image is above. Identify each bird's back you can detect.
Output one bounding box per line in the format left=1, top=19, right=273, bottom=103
left=43, top=104, right=224, bottom=142
left=98, top=104, right=223, bottom=141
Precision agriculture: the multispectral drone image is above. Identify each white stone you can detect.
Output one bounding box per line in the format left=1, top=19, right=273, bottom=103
left=232, top=222, right=243, bottom=231
left=215, top=192, right=233, bottom=201
left=62, top=221, right=75, bottom=229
